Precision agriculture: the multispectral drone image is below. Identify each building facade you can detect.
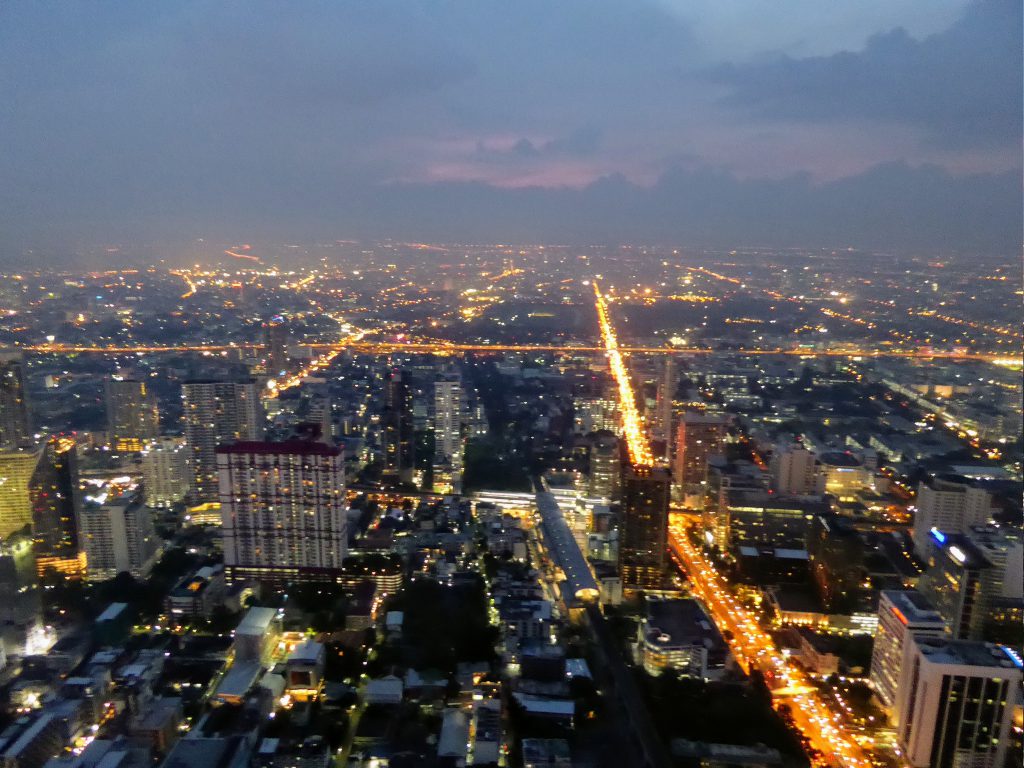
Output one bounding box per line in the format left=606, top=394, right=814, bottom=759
left=80, top=497, right=161, bottom=581
left=104, top=377, right=160, bottom=452
left=140, top=437, right=190, bottom=509
left=894, top=635, right=1021, bottom=768
left=0, top=447, right=40, bottom=538
left=0, top=352, right=31, bottom=449
left=381, top=369, right=415, bottom=485
left=619, top=464, right=671, bottom=591
left=218, top=439, right=347, bottom=583
left=913, top=476, right=991, bottom=557
left=28, top=436, right=84, bottom=577
left=869, top=590, right=945, bottom=715
left=182, top=380, right=263, bottom=503
left=672, top=412, right=725, bottom=508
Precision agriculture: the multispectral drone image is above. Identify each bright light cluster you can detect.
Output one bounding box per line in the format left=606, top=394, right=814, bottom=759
left=669, top=519, right=869, bottom=768
left=593, top=281, right=655, bottom=466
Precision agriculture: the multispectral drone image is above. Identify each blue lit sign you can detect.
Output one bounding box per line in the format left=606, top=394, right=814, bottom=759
left=1001, top=646, right=1023, bottom=668
left=930, top=527, right=946, bottom=544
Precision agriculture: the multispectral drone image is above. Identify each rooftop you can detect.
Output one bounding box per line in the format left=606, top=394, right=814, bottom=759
left=881, top=590, right=944, bottom=626
left=913, top=637, right=1024, bottom=671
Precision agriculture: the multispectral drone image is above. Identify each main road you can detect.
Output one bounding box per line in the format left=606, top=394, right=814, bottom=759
left=593, top=282, right=872, bottom=767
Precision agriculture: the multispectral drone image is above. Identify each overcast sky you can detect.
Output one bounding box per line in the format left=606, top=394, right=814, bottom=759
left=0, top=0, right=1020, bottom=258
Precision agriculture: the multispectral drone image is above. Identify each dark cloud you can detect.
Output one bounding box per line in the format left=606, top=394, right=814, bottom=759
left=711, top=0, right=1023, bottom=148
left=0, top=1, right=1018, bottom=256
left=4, top=161, right=1016, bottom=255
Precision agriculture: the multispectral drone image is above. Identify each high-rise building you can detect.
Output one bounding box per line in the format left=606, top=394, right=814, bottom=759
left=619, top=464, right=671, bottom=591
left=869, top=590, right=945, bottom=716
left=769, top=444, right=820, bottom=496
left=433, top=372, right=464, bottom=493
left=0, top=447, right=41, bottom=538
left=218, top=438, right=347, bottom=584
left=382, top=369, right=415, bottom=485
left=80, top=497, right=161, bottom=581
left=654, top=356, right=677, bottom=460
left=263, top=316, right=290, bottom=377
left=182, top=380, right=263, bottom=503
left=918, top=529, right=989, bottom=640
left=966, top=525, right=1024, bottom=601
left=104, top=376, right=160, bottom=452
left=28, top=436, right=84, bottom=578
left=672, top=412, right=726, bottom=508
left=912, top=476, right=991, bottom=558
left=0, top=530, right=41, bottom=653
left=894, top=635, right=1021, bottom=768
left=140, top=438, right=190, bottom=509
left=587, top=430, right=620, bottom=501
left=0, top=352, right=30, bottom=450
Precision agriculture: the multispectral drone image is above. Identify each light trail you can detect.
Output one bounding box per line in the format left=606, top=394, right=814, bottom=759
left=669, top=519, right=870, bottom=767
left=17, top=340, right=1020, bottom=363
left=171, top=270, right=196, bottom=299
left=593, top=280, right=656, bottom=466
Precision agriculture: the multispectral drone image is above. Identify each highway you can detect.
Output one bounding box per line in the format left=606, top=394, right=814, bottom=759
left=17, top=340, right=1019, bottom=363
left=668, top=518, right=870, bottom=768
left=591, top=282, right=872, bottom=767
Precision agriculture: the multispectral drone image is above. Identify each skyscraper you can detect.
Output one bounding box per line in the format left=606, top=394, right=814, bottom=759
left=433, top=372, right=464, bottom=493
left=140, top=437, right=190, bottom=509
left=587, top=430, right=620, bottom=501
left=869, top=590, right=945, bottom=717
left=918, top=529, right=989, bottom=640
left=105, top=376, right=160, bottom=452
left=218, top=438, right=347, bottom=584
left=80, top=496, right=161, bottom=582
left=0, top=447, right=40, bottom=538
left=912, top=476, right=992, bottom=557
left=382, top=369, right=415, bottom=485
left=770, top=443, right=820, bottom=496
left=0, top=351, right=31, bottom=449
left=672, top=412, right=726, bottom=508
left=28, top=436, right=85, bottom=578
left=263, top=316, right=290, bottom=377
left=182, top=380, right=263, bottom=503
left=654, top=356, right=677, bottom=460
left=619, top=464, right=671, bottom=591
left=894, top=635, right=1021, bottom=768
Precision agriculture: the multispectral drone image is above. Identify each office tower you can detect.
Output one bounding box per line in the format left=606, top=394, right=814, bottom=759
left=965, top=526, right=1024, bottom=643
left=918, top=530, right=989, bottom=639
left=619, top=464, right=671, bottom=591
left=807, top=513, right=867, bottom=613
left=28, top=436, right=84, bottom=578
left=0, top=351, right=31, bottom=449
left=382, top=369, right=415, bottom=485
left=0, top=530, right=42, bottom=653
left=0, top=447, right=41, bottom=538
left=672, top=412, right=726, bottom=508
left=432, top=372, right=464, bottom=493
left=587, top=430, right=620, bottom=501
left=869, top=590, right=945, bottom=716
left=104, top=376, right=160, bottom=452
left=770, top=443, right=820, bottom=496
left=80, top=497, right=161, bottom=582
left=894, top=635, right=1021, bottom=768
left=654, top=356, right=677, bottom=458
left=263, top=316, right=290, bottom=377
left=218, top=438, right=347, bottom=583
left=912, top=476, right=991, bottom=557
left=305, top=396, right=334, bottom=441
left=182, top=380, right=263, bottom=503
left=140, top=438, right=190, bottom=509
